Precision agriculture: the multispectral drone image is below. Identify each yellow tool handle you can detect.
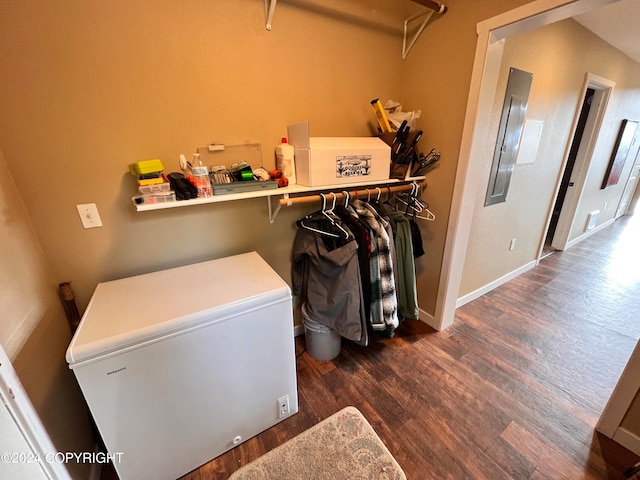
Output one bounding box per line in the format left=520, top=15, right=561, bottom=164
left=370, top=98, right=393, bottom=133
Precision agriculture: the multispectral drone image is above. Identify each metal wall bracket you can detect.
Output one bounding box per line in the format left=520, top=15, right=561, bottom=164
left=403, top=10, right=435, bottom=60
left=265, top=0, right=277, bottom=31
left=268, top=193, right=291, bottom=223
left=403, top=1, right=447, bottom=59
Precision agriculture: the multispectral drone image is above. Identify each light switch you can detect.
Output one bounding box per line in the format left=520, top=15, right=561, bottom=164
left=76, top=203, right=103, bottom=229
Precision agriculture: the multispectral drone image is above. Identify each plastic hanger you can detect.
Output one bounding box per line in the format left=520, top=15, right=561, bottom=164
left=392, top=183, right=435, bottom=221
left=324, top=193, right=350, bottom=239
left=341, top=190, right=350, bottom=207
left=296, top=193, right=340, bottom=238
left=394, top=184, right=423, bottom=212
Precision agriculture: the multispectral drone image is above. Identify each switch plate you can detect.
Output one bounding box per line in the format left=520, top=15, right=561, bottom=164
left=76, top=203, right=103, bottom=229
left=509, top=238, right=516, bottom=251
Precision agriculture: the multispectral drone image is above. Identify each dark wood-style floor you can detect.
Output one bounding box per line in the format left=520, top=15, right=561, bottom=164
left=104, top=215, right=640, bottom=480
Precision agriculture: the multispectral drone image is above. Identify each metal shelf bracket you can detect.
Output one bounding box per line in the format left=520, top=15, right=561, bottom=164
left=268, top=193, right=290, bottom=223
left=403, top=1, right=447, bottom=60
left=265, top=0, right=278, bottom=31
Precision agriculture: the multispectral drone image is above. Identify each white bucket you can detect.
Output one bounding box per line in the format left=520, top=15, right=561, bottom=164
left=302, top=316, right=341, bottom=361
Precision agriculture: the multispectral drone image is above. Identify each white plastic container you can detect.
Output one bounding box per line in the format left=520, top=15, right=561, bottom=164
left=275, top=137, right=296, bottom=185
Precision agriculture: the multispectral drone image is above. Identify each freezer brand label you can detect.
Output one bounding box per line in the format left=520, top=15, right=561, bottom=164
left=106, top=366, right=127, bottom=376
left=336, top=155, right=371, bottom=178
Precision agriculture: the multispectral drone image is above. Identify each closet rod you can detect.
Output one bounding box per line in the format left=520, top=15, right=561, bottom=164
left=277, top=182, right=421, bottom=207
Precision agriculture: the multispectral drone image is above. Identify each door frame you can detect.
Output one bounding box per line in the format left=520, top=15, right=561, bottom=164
left=548, top=73, right=615, bottom=252
left=597, top=339, right=640, bottom=455
left=433, top=0, right=620, bottom=330
left=0, top=345, right=72, bottom=480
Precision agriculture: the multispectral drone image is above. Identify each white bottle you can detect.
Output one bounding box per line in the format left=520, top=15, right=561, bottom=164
left=275, top=137, right=296, bottom=185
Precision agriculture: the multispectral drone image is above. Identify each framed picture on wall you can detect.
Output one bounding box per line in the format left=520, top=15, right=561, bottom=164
left=601, top=119, right=638, bottom=189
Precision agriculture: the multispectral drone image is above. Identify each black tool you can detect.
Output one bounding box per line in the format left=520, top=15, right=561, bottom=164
left=393, top=120, right=408, bottom=145
left=167, top=172, right=198, bottom=200
left=408, top=130, right=423, bottom=150
left=411, top=149, right=441, bottom=176
left=391, top=121, right=408, bottom=161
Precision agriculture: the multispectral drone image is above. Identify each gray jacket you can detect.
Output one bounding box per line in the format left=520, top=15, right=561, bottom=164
left=292, top=227, right=367, bottom=345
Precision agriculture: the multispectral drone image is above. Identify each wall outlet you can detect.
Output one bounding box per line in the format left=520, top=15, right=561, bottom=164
left=278, top=394, right=290, bottom=418
left=76, top=203, right=102, bottom=229
left=509, top=238, right=516, bottom=251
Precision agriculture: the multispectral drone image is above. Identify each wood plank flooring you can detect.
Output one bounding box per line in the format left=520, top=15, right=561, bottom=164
left=106, top=215, right=640, bottom=479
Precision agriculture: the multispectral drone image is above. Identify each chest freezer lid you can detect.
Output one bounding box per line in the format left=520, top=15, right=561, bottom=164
left=66, top=251, right=291, bottom=366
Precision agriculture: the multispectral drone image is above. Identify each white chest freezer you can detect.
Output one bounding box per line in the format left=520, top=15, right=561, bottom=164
left=66, top=252, right=298, bottom=480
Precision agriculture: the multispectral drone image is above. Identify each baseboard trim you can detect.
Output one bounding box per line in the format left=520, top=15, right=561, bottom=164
left=456, top=260, right=537, bottom=309
left=612, top=427, right=640, bottom=457
left=418, top=308, right=439, bottom=331
left=564, top=218, right=615, bottom=250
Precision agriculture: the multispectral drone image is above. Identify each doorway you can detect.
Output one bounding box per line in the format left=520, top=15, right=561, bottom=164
left=543, top=87, right=596, bottom=255
left=435, top=0, right=620, bottom=331
left=543, top=74, right=615, bottom=253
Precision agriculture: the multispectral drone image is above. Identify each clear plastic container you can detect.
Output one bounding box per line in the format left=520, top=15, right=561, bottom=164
left=192, top=153, right=213, bottom=197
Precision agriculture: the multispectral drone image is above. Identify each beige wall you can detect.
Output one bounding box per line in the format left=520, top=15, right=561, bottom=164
left=0, top=0, right=537, bottom=322
left=459, top=19, right=640, bottom=297
left=0, top=149, right=94, bottom=479
left=0, top=0, right=406, bottom=315
left=401, top=0, right=532, bottom=311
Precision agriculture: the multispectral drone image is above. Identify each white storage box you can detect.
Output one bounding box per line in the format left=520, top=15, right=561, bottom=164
left=288, top=121, right=391, bottom=186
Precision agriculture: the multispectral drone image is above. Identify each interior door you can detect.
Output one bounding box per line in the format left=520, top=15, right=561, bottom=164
left=0, top=399, right=49, bottom=480
left=549, top=75, right=615, bottom=251
left=615, top=146, right=640, bottom=218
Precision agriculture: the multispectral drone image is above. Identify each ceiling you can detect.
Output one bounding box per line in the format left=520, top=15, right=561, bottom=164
left=573, top=0, right=640, bottom=65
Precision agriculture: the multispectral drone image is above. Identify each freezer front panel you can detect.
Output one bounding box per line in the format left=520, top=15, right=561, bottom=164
left=72, top=296, right=297, bottom=480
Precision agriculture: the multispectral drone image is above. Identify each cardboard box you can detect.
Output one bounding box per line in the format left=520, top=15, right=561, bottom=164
left=288, top=121, right=391, bottom=187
